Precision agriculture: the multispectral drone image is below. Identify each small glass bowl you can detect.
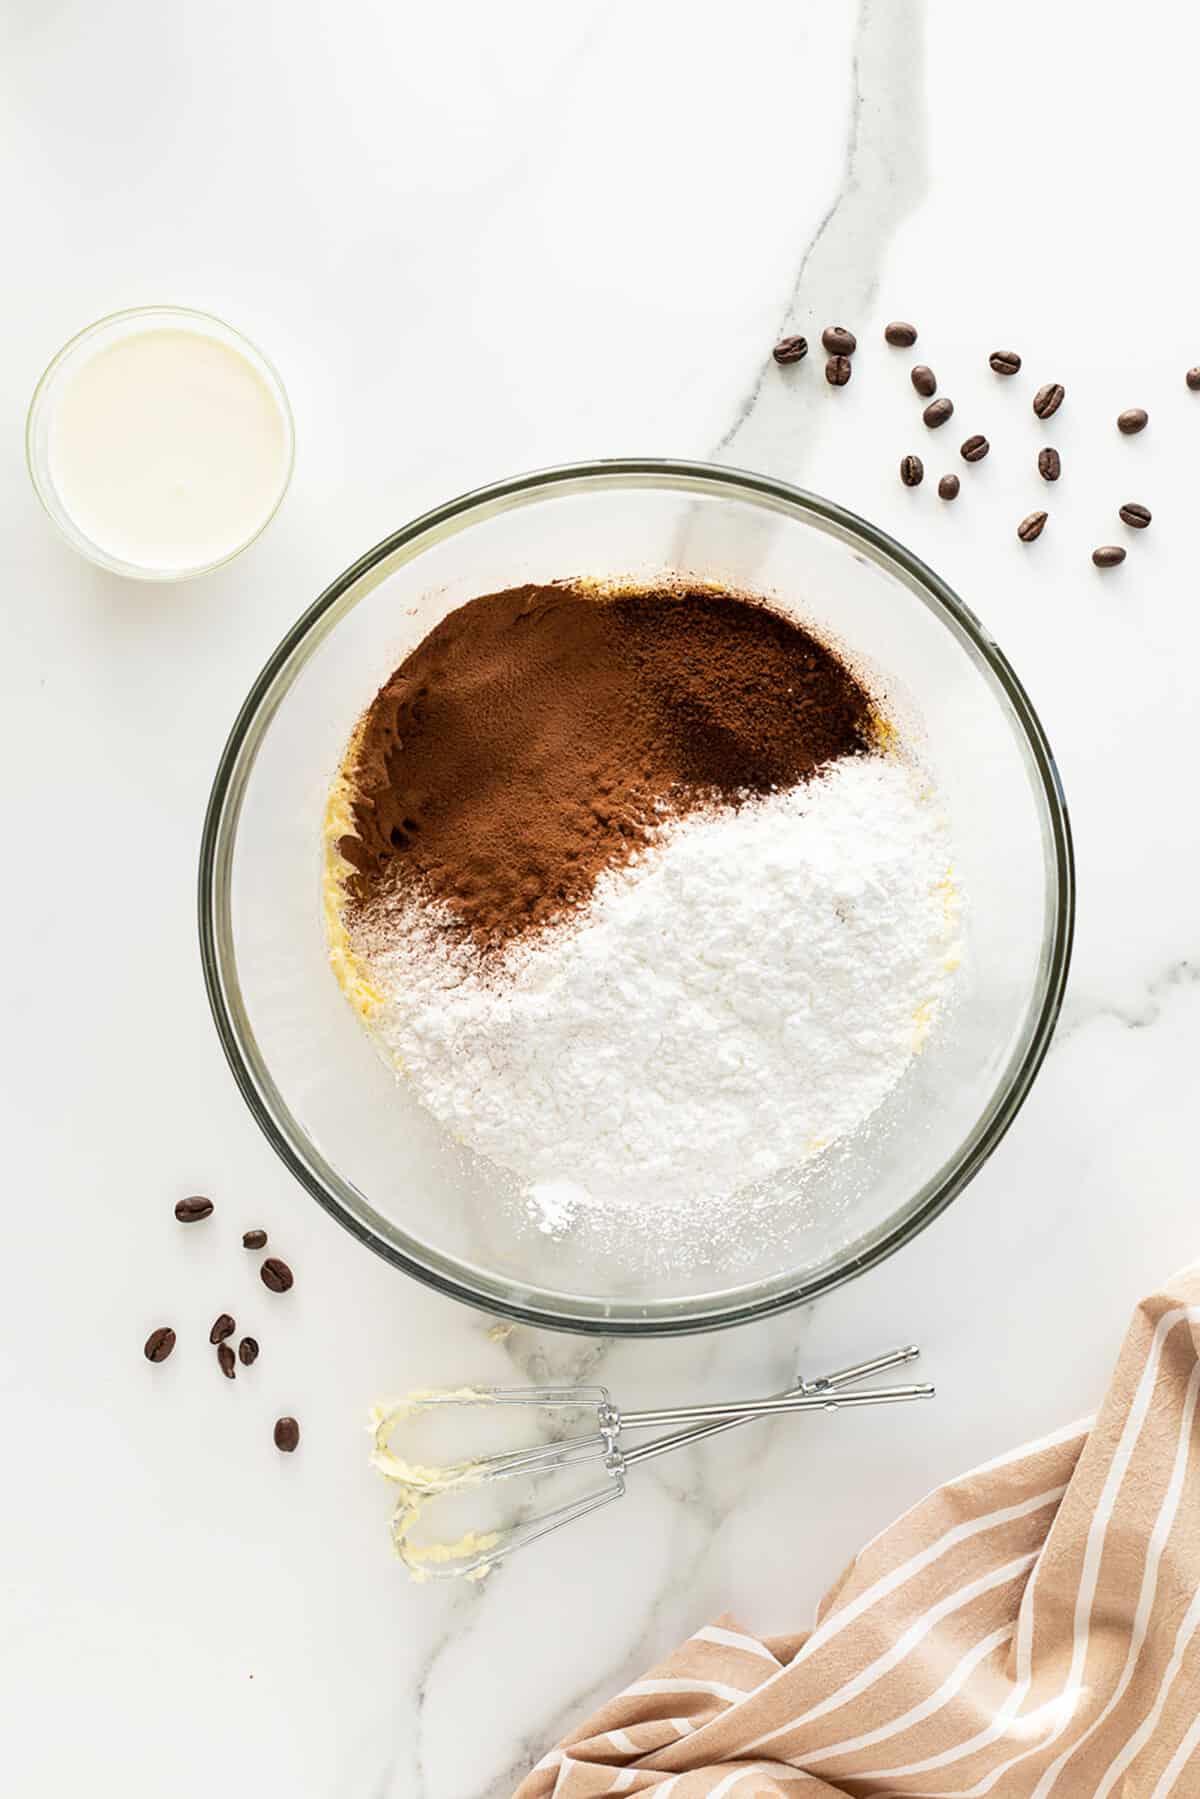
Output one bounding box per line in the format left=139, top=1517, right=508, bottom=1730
left=200, top=461, right=1074, bottom=1336
left=26, top=305, right=294, bottom=581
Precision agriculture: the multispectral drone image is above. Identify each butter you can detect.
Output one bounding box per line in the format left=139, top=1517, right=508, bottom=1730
left=322, top=739, right=383, bottom=1020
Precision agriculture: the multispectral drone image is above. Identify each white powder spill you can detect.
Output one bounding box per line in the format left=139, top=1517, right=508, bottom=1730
left=347, top=754, right=962, bottom=1236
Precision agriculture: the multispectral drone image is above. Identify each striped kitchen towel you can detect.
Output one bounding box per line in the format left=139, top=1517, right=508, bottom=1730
left=514, top=1264, right=1200, bottom=1797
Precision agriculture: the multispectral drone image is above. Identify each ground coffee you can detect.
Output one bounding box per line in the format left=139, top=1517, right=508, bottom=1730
left=338, top=581, right=874, bottom=952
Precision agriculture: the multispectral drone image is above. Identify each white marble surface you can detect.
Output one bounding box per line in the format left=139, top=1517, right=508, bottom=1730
left=4, top=3, right=1200, bottom=1793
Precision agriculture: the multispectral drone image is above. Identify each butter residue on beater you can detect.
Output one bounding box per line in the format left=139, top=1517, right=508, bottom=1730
left=368, top=1386, right=494, bottom=1490
left=388, top=1492, right=500, bottom=1584
left=369, top=1388, right=501, bottom=1584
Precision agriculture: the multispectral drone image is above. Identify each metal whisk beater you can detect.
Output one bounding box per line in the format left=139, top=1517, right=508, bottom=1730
left=374, top=1346, right=932, bottom=1580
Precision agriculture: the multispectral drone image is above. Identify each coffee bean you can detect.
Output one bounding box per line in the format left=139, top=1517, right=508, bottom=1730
left=238, top=1336, right=260, bottom=1367
left=242, top=1229, right=268, bottom=1250
left=1092, top=545, right=1126, bottom=567
left=144, top=1326, right=176, bottom=1363
left=274, top=1416, right=300, bottom=1453
left=821, top=325, right=856, bottom=356
left=1018, top=511, right=1048, bottom=543
left=989, top=350, right=1022, bottom=375
left=1187, top=368, right=1200, bottom=391
left=1119, top=503, right=1151, bottom=529
left=1117, top=407, right=1148, bottom=435
left=772, top=334, right=808, bottom=366
left=899, top=454, right=924, bottom=487
left=825, top=354, right=852, bottom=387
left=911, top=365, right=937, bottom=397
left=885, top=321, right=918, bottom=347
left=261, top=1257, right=294, bottom=1293
left=960, top=434, right=989, bottom=463
left=1038, top=447, right=1061, bottom=482
left=209, top=1313, right=236, bottom=1345
left=923, top=397, right=954, bottom=428
left=217, top=1341, right=236, bottom=1379
left=1033, top=382, right=1064, bottom=419
left=937, top=474, right=960, bottom=500
left=174, top=1196, right=213, bottom=1223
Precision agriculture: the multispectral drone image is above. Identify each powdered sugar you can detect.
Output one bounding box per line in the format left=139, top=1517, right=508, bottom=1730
left=344, top=754, right=962, bottom=1235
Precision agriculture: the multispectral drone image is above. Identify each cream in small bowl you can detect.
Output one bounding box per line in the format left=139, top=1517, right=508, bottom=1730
left=27, top=306, right=293, bottom=581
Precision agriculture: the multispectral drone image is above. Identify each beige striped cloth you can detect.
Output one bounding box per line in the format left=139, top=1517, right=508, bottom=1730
left=514, top=1265, right=1200, bottom=1798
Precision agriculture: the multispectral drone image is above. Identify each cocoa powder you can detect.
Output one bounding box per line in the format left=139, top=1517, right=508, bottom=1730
left=338, top=581, right=874, bottom=952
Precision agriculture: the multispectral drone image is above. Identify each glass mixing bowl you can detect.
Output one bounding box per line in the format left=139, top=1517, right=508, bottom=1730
left=199, top=460, right=1073, bottom=1335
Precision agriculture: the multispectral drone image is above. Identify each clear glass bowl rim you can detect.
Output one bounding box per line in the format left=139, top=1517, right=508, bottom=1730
left=25, top=303, right=296, bottom=581
left=198, top=457, right=1075, bottom=1337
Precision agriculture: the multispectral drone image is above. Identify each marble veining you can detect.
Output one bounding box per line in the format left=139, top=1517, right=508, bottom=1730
left=716, top=0, right=929, bottom=469
left=1056, top=957, right=1200, bottom=1041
